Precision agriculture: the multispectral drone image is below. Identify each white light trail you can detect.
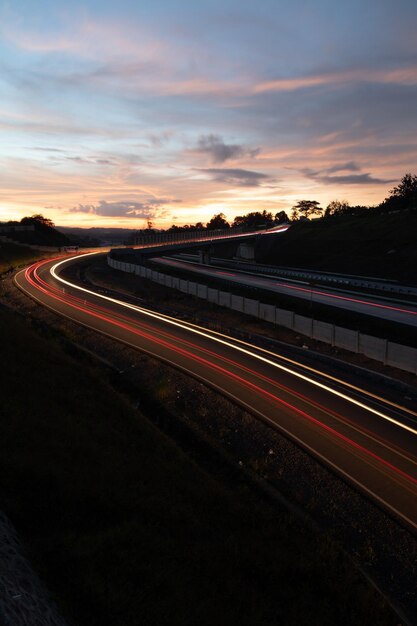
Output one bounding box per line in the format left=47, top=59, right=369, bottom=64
left=50, top=253, right=417, bottom=436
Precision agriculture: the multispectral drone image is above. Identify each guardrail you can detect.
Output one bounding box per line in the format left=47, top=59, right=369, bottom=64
left=108, top=257, right=417, bottom=375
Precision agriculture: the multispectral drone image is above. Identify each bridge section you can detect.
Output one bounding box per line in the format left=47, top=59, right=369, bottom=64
left=124, top=226, right=275, bottom=264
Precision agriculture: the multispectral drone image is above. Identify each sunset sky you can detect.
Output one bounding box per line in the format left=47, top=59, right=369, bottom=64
left=1, top=0, right=417, bottom=228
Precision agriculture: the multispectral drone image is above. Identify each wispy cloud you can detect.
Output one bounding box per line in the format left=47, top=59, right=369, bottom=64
left=70, top=198, right=177, bottom=218
left=325, top=161, right=360, bottom=174
left=196, top=168, right=270, bottom=187
left=300, top=166, right=394, bottom=186
left=254, top=65, right=417, bottom=93
left=1, top=15, right=166, bottom=62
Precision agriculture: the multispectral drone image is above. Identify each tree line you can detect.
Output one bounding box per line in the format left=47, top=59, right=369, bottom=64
left=4, top=173, right=416, bottom=236
left=165, top=172, right=417, bottom=231
left=290, top=172, right=417, bottom=220
left=165, top=209, right=288, bottom=233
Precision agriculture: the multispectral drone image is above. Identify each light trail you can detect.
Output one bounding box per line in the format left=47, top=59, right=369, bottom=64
left=20, top=259, right=417, bottom=490
left=273, top=281, right=417, bottom=316
left=25, top=260, right=417, bottom=472
left=15, top=255, right=417, bottom=532
left=49, top=254, right=417, bottom=437
left=24, top=256, right=417, bottom=428
left=156, top=257, right=417, bottom=317
left=28, top=260, right=417, bottom=469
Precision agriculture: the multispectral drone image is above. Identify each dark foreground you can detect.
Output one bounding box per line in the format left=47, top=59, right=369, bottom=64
left=0, top=301, right=399, bottom=626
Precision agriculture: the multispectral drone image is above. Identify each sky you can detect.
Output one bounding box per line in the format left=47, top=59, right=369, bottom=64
left=1, top=0, right=417, bottom=228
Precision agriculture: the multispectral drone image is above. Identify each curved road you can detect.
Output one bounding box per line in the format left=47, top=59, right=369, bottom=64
left=15, top=253, right=417, bottom=532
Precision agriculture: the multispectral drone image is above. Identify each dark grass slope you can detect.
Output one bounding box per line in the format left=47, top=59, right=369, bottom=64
left=1, top=221, right=69, bottom=247
left=257, top=211, right=417, bottom=283
left=0, top=308, right=396, bottom=626
left=0, top=242, right=44, bottom=274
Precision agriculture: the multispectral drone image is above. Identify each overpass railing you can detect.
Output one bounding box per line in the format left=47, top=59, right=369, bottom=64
left=134, top=226, right=260, bottom=247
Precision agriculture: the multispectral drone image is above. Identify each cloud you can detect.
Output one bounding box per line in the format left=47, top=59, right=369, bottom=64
left=301, top=166, right=394, bottom=185
left=146, top=131, right=175, bottom=147
left=321, top=173, right=395, bottom=185
left=66, top=156, right=88, bottom=163
left=65, top=155, right=116, bottom=166
left=70, top=199, right=177, bottom=218
left=247, top=78, right=417, bottom=182
left=196, top=168, right=269, bottom=187
left=254, top=65, right=417, bottom=94
left=30, top=146, right=66, bottom=153
left=194, top=134, right=259, bottom=163
left=1, top=15, right=167, bottom=65
left=325, top=161, right=360, bottom=174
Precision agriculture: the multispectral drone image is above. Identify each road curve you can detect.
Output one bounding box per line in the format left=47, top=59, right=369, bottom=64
left=15, top=253, right=417, bottom=532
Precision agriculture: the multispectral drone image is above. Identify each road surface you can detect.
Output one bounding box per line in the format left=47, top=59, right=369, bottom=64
left=15, top=253, right=417, bottom=532
left=152, top=256, right=417, bottom=327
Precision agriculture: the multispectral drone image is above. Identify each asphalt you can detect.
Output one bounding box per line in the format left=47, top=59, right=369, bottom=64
left=153, top=256, right=417, bottom=327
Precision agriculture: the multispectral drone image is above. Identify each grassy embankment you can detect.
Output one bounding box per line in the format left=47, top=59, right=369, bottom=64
left=258, top=211, right=417, bottom=283
left=0, top=241, right=45, bottom=275
left=0, top=277, right=396, bottom=623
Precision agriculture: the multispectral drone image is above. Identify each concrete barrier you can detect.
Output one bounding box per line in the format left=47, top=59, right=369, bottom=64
left=334, top=327, right=359, bottom=352
left=259, top=303, right=275, bottom=323
left=231, top=294, right=244, bottom=312
left=107, top=256, right=417, bottom=374
left=208, top=288, right=219, bottom=304
left=219, top=291, right=231, bottom=307
left=276, top=308, right=294, bottom=329
left=244, top=298, right=259, bottom=317
left=359, top=334, right=387, bottom=363
left=313, top=320, right=334, bottom=345
left=386, top=343, right=417, bottom=374
left=294, top=314, right=313, bottom=338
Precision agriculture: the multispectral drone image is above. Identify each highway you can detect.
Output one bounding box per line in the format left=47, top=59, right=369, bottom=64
left=171, top=254, right=417, bottom=298
left=152, top=256, right=417, bottom=327
left=15, top=253, right=417, bottom=532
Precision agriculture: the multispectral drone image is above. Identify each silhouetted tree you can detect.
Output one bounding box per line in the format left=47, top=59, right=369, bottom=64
left=206, top=212, right=230, bottom=230
left=291, top=200, right=322, bottom=219
left=324, top=200, right=351, bottom=217
left=168, top=221, right=206, bottom=232
left=379, top=173, right=417, bottom=213
left=232, top=210, right=273, bottom=228
left=21, top=214, right=55, bottom=228
left=274, top=210, right=288, bottom=224
left=390, top=173, right=417, bottom=201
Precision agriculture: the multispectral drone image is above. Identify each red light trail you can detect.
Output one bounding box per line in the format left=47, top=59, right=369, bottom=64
left=16, top=255, right=417, bottom=532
